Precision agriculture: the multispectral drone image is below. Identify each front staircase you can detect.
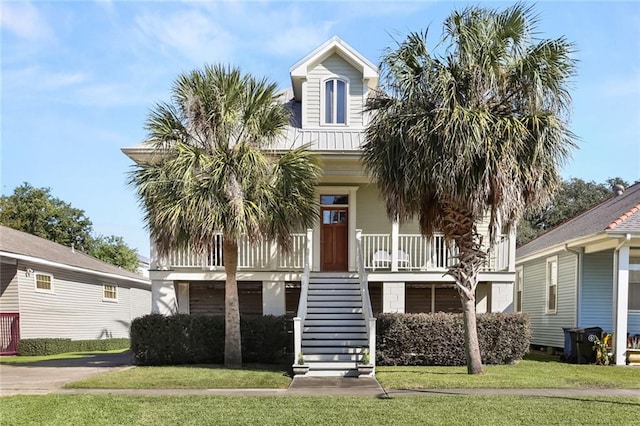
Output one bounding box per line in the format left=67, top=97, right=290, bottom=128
left=298, top=273, right=369, bottom=376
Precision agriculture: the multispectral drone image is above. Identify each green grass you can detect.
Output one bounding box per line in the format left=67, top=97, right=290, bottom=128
left=0, top=349, right=128, bottom=364
left=66, top=364, right=292, bottom=389
left=376, top=359, right=640, bottom=389
left=2, top=395, right=638, bottom=425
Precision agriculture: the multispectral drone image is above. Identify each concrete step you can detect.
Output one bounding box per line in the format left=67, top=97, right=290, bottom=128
left=305, top=361, right=357, bottom=369
left=307, top=301, right=362, bottom=308
left=308, top=289, right=361, bottom=295
left=303, top=354, right=361, bottom=362
left=303, top=327, right=367, bottom=334
left=307, top=307, right=363, bottom=314
left=305, top=313, right=364, bottom=320
left=301, top=347, right=365, bottom=355
left=304, top=319, right=366, bottom=327
left=302, top=339, right=368, bottom=347
left=303, top=332, right=367, bottom=340
left=307, top=295, right=362, bottom=301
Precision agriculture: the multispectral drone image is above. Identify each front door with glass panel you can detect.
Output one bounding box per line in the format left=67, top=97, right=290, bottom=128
left=320, top=195, right=348, bottom=271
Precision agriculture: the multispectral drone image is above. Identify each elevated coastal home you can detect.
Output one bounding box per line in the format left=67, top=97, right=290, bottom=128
left=122, top=37, right=516, bottom=376
left=0, top=226, right=151, bottom=355
left=516, top=183, right=640, bottom=365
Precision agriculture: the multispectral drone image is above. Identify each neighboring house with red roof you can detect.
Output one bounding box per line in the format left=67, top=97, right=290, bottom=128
left=0, top=225, right=151, bottom=355
left=516, top=183, right=640, bottom=365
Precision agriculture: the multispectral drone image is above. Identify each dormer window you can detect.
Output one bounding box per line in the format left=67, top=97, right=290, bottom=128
left=324, top=78, right=347, bottom=124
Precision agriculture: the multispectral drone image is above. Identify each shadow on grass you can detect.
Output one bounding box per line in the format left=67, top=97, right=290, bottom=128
left=378, top=369, right=468, bottom=375
left=155, top=363, right=292, bottom=376
left=545, top=396, right=640, bottom=407
left=2, top=351, right=132, bottom=368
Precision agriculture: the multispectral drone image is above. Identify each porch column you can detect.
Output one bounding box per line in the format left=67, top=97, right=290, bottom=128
left=151, top=280, right=177, bottom=315
left=383, top=282, right=405, bottom=313
left=176, top=282, right=190, bottom=314
left=263, top=281, right=286, bottom=316
left=508, top=226, right=516, bottom=272
left=613, top=244, right=630, bottom=366
left=391, top=219, right=399, bottom=272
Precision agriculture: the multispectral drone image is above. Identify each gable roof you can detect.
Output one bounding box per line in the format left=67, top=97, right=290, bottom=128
left=289, top=36, right=378, bottom=100
left=0, top=225, right=148, bottom=285
left=517, top=182, right=640, bottom=259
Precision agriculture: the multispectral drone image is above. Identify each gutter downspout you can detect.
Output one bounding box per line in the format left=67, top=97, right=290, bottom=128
left=565, top=244, right=582, bottom=328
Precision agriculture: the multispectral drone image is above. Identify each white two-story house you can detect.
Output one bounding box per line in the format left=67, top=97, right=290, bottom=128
left=122, top=36, right=516, bottom=376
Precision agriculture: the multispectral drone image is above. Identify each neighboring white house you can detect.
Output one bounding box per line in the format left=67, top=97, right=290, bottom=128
left=0, top=225, right=151, bottom=355
left=516, top=183, right=640, bottom=365
left=122, top=36, right=516, bottom=375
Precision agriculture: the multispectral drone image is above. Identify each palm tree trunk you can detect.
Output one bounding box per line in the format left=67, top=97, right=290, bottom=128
left=461, top=291, right=483, bottom=374
left=223, top=237, right=242, bottom=368
left=442, top=202, right=485, bottom=375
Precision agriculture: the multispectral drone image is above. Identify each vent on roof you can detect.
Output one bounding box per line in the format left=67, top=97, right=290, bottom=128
left=613, top=184, right=625, bottom=196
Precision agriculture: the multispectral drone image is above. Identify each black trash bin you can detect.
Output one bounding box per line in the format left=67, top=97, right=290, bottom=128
left=562, top=327, right=580, bottom=363
left=575, top=327, right=603, bottom=364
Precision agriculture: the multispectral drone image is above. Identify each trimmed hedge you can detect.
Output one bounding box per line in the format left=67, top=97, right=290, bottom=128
left=19, top=338, right=130, bottom=356
left=130, top=314, right=289, bottom=366
left=376, top=312, right=530, bottom=366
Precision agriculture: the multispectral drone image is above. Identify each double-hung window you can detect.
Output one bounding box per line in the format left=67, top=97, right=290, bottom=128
left=35, top=272, right=53, bottom=293
left=546, top=256, right=558, bottom=314
left=103, top=284, right=118, bottom=301
left=515, top=266, right=523, bottom=312
left=629, top=260, right=640, bottom=311
left=324, top=78, right=347, bottom=124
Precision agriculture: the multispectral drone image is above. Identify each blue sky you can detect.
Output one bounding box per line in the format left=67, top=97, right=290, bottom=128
left=2, top=1, right=639, bottom=256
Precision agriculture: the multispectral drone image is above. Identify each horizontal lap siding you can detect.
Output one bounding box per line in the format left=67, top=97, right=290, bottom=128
left=16, top=262, right=149, bottom=340
left=580, top=251, right=614, bottom=331
left=0, top=263, right=19, bottom=312
left=306, top=54, right=363, bottom=128
left=521, top=252, right=577, bottom=347
left=356, top=184, right=390, bottom=235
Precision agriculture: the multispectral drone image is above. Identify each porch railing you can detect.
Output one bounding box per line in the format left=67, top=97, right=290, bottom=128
left=167, top=233, right=306, bottom=270
left=361, top=233, right=509, bottom=272
left=356, top=230, right=376, bottom=369
left=293, top=229, right=313, bottom=366
left=0, top=313, right=20, bottom=356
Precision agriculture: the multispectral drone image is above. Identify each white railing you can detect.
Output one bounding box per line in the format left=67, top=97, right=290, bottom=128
left=356, top=229, right=376, bottom=370
left=361, top=233, right=509, bottom=272
left=293, top=228, right=313, bottom=367
left=168, top=232, right=306, bottom=270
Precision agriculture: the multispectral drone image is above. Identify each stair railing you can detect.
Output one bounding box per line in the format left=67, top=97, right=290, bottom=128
left=355, top=229, right=376, bottom=368
left=293, top=228, right=313, bottom=366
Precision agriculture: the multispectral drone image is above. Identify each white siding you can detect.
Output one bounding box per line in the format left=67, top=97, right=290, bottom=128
left=16, top=261, right=150, bottom=340
left=305, top=54, right=364, bottom=128
left=522, top=251, right=577, bottom=347
left=0, top=262, right=19, bottom=312
left=580, top=251, right=613, bottom=331
left=129, top=287, right=152, bottom=320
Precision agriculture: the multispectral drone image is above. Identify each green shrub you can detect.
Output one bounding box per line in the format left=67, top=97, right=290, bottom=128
left=19, top=338, right=129, bottom=356
left=130, top=314, right=289, bottom=366
left=376, top=312, right=530, bottom=366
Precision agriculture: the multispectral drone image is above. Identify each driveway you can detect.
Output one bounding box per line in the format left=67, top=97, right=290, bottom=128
left=0, top=351, right=133, bottom=396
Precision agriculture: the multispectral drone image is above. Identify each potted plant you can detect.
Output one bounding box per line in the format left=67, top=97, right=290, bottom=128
left=627, top=335, right=640, bottom=365
left=293, top=352, right=309, bottom=375
left=357, top=348, right=374, bottom=375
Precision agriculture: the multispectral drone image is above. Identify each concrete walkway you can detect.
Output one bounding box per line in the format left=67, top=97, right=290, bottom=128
left=2, top=352, right=639, bottom=398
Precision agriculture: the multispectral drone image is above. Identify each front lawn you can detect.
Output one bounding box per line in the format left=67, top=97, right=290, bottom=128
left=2, top=395, right=639, bottom=425
left=376, top=359, right=640, bottom=389
left=66, top=364, right=292, bottom=389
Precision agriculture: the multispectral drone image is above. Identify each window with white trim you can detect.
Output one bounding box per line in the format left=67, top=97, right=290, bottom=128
left=323, top=78, right=347, bottom=124
left=546, top=256, right=558, bottom=314
left=34, top=272, right=53, bottom=293
left=103, top=284, right=118, bottom=301
left=629, top=262, right=640, bottom=311
left=515, top=266, right=523, bottom=312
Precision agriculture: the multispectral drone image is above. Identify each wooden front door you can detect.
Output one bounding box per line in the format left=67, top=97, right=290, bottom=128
left=320, top=207, right=349, bottom=271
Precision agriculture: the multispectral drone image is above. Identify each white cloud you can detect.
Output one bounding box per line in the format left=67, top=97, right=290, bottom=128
left=4, top=67, right=87, bottom=92
left=133, top=8, right=235, bottom=64
left=0, top=2, right=53, bottom=40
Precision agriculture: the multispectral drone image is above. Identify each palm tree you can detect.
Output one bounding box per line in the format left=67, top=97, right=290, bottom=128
left=130, top=65, right=321, bottom=367
left=363, top=4, right=577, bottom=374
